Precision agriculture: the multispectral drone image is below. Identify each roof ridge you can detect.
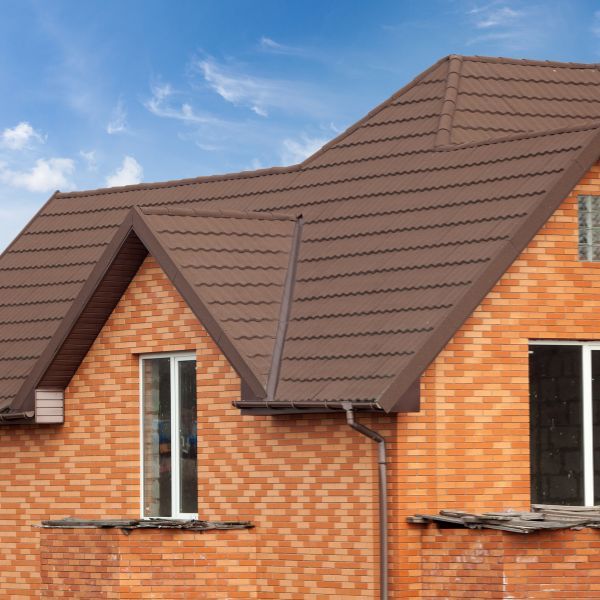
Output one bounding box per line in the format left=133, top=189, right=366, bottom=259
left=434, top=55, right=463, bottom=147
left=139, top=206, right=298, bottom=222
left=435, top=120, right=600, bottom=152
left=298, top=55, right=451, bottom=167
left=56, top=164, right=300, bottom=200
left=459, top=55, right=600, bottom=69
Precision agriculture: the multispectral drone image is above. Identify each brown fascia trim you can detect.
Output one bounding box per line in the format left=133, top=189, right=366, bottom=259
left=10, top=212, right=140, bottom=412
left=131, top=208, right=267, bottom=399
left=140, top=206, right=296, bottom=222
left=379, top=127, right=600, bottom=413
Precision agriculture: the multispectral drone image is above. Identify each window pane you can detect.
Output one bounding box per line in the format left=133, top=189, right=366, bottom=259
left=593, top=351, right=600, bottom=505
left=178, top=360, right=198, bottom=514
left=142, top=358, right=172, bottom=517
left=579, top=196, right=600, bottom=261
left=530, top=345, right=584, bottom=505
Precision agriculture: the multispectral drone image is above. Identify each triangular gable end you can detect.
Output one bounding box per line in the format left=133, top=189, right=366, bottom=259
left=10, top=207, right=301, bottom=419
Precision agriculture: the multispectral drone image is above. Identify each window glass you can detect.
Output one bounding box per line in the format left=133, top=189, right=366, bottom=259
left=142, top=357, right=172, bottom=517
left=530, top=345, right=583, bottom=505
left=578, top=196, right=600, bottom=261
left=178, top=359, right=198, bottom=514
left=593, top=351, right=600, bottom=505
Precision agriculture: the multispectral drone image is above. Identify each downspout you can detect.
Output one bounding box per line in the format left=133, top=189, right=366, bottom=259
left=342, top=402, right=388, bottom=600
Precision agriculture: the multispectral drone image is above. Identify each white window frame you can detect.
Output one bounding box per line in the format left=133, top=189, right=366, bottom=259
left=139, top=351, right=197, bottom=520
left=530, top=340, right=600, bottom=506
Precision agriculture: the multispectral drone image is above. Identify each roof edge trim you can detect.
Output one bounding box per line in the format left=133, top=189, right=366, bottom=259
left=10, top=211, right=136, bottom=411
left=379, top=125, right=600, bottom=412
left=140, top=206, right=296, bottom=222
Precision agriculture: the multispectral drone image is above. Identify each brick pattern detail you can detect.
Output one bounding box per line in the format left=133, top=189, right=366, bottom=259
left=40, top=528, right=255, bottom=599
left=421, top=527, right=600, bottom=599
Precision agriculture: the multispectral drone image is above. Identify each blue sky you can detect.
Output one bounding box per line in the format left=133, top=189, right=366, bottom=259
left=1, top=0, right=600, bottom=250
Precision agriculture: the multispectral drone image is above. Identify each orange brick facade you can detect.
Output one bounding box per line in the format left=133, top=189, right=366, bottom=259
left=2, top=162, right=600, bottom=598
left=420, top=528, right=600, bottom=599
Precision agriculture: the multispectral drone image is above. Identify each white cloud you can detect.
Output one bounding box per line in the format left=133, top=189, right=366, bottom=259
left=1, top=122, right=44, bottom=150
left=281, top=134, right=328, bottom=165
left=195, top=57, right=325, bottom=118
left=79, top=150, right=97, bottom=170
left=107, top=99, right=127, bottom=134
left=105, top=155, right=143, bottom=187
left=0, top=158, right=75, bottom=192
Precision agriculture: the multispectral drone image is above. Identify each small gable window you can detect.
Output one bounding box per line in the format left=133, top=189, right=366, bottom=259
left=578, top=195, right=600, bottom=261
left=140, top=353, right=197, bottom=518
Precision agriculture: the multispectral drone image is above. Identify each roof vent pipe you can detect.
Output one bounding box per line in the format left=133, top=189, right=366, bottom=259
left=342, top=402, right=388, bottom=600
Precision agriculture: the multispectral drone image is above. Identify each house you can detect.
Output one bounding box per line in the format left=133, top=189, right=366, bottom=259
left=3, top=53, right=600, bottom=597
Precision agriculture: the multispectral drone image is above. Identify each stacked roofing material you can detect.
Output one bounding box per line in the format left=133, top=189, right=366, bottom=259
left=3, top=55, right=600, bottom=417
left=407, top=505, right=600, bottom=534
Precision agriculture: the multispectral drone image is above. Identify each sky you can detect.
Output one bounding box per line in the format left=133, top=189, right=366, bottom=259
left=1, top=0, right=600, bottom=251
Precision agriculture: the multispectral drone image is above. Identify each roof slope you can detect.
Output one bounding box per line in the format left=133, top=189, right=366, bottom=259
left=2, top=55, right=600, bottom=415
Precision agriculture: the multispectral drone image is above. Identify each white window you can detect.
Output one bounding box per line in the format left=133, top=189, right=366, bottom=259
left=530, top=342, right=600, bottom=506
left=140, top=353, right=197, bottom=518
left=578, top=195, right=600, bottom=261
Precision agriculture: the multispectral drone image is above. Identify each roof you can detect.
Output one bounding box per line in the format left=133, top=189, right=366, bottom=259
left=2, top=54, right=600, bottom=417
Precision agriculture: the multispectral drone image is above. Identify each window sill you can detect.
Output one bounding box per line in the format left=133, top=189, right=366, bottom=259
left=40, top=517, right=253, bottom=532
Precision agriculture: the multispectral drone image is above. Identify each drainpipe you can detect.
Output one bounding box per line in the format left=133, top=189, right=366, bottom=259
left=342, top=402, right=388, bottom=600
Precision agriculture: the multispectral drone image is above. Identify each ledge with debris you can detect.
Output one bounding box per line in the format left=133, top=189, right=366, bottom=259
left=40, top=517, right=254, bottom=532
left=407, top=504, right=600, bottom=534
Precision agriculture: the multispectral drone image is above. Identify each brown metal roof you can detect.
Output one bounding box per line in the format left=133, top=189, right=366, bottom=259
left=2, top=54, right=600, bottom=416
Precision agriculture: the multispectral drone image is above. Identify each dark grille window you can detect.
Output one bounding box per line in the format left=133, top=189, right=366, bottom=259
left=529, top=345, right=583, bottom=505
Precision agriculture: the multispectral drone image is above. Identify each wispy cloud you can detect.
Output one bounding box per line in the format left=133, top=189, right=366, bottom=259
left=1, top=122, right=45, bottom=150
left=194, top=57, right=327, bottom=118
left=0, top=158, right=75, bottom=192
left=469, top=3, right=523, bottom=28
left=107, top=99, right=127, bottom=134
left=465, top=2, right=545, bottom=49
left=105, top=155, right=143, bottom=187
left=259, top=36, right=306, bottom=57
left=281, top=134, right=327, bottom=165
left=592, top=10, right=600, bottom=38
left=144, top=82, right=218, bottom=124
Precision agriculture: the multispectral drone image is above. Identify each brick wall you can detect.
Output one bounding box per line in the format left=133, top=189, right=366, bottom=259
left=40, top=528, right=255, bottom=599
left=0, top=255, right=392, bottom=598
left=421, top=527, right=600, bottom=599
